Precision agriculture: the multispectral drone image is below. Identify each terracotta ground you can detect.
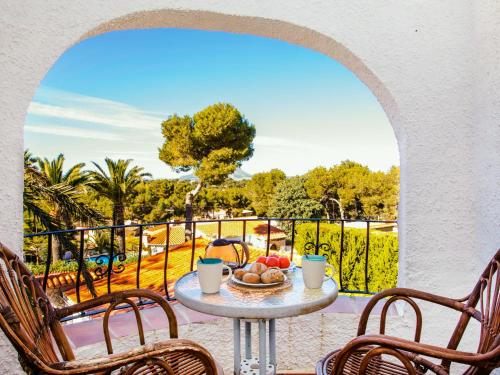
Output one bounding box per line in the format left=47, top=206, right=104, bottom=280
left=65, top=238, right=270, bottom=303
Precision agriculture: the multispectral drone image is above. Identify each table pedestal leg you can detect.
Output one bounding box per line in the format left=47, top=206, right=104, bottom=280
left=234, top=318, right=241, bottom=375
left=245, top=321, right=252, bottom=359
left=269, top=319, right=276, bottom=369
left=258, top=319, right=267, bottom=374
left=235, top=319, right=276, bottom=375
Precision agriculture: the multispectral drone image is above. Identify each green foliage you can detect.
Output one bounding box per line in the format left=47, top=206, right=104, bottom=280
left=304, top=161, right=399, bottom=220
left=131, top=179, right=174, bottom=222
left=88, top=158, right=151, bottom=252
left=78, top=188, right=114, bottom=219
left=24, top=150, right=103, bottom=233
left=199, top=184, right=251, bottom=217
left=88, top=158, right=151, bottom=223
left=130, top=178, right=253, bottom=220
left=159, top=103, right=256, bottom=186
left=36, top=154, right=88, bottom=188
left=23, top=234, right=48, bottom=261
left=87, top=231, right=118, bottom=253
left=294, top=223, right=398, bottom=292
left=131, top=179, right=199, bottom=221
left=26, top=260, right=81, bottom=275
left=246, top=169, right=286, bottom=216
left=26, top=254, right=140, bottom=276
left=268, top=176, right=324, bottom=219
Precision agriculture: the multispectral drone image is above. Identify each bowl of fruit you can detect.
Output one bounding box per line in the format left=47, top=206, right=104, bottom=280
left=255, top=254, right=293, bottom=273
left=233, top=262, right=287, bottom=287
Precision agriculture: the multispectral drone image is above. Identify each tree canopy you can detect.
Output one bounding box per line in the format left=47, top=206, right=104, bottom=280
left=159, top=103, right=256, bottom=234
left=159, top=103, right=256, bottom=185
left=88, top=158, right=151, bottom=251
left=246, top=169, right=286, bottom=216
left=304, top=160, right=399, bottom=220
left=24, top=151, right=399, bottom=234
left=268, top=176, right=324, bottom=219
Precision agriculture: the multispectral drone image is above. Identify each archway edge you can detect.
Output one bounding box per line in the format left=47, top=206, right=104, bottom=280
left=79, top=9, right=402, bottom=138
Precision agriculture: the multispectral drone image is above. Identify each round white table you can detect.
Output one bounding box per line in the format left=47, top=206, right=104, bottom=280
left=174, top=267, right=338, bottom=375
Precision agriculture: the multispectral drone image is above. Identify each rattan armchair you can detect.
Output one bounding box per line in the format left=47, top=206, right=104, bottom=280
left=317, top=249, right=500, bottom=375
left=0, top=242, right=221, bottom=374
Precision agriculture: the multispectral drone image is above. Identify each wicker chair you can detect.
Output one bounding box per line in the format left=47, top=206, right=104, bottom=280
left=0, top=242, right=221, bottom=374
left=317, top=249, right=500, bottom=375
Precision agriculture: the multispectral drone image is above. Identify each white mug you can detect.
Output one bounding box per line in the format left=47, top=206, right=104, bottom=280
left=302, top=255, right=335, bottom=289
left=197, top=258, right=232, bottom=294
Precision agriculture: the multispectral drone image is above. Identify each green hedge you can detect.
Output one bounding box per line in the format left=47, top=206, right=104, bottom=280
left=294, top=223, right=398, bottom=293
left=26, top=254, right=140, bottom=276
left=27, top=260, right=80, bottom=275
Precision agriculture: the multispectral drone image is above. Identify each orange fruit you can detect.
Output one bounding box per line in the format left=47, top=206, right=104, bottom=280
left=266, top=257, right=280, bottom=268
left=279, top=257, right=291, bottom=269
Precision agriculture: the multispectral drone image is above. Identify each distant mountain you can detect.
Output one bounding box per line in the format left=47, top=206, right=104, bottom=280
left=179, top=168, right=252, bottom=181
left=232, top=168, right=252, bottom=180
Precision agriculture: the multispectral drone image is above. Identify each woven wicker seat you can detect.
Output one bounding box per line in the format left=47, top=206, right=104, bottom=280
left=316, top=250, right=500, bottom=375
left=0, top=242, right=221, bottom=374
left=318, top=348, right=435, bottom=375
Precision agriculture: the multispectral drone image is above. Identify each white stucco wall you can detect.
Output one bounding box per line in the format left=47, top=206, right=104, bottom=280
left=1, top=1, right=499, bottom=373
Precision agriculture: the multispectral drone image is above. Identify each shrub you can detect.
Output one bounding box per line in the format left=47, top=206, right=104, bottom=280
left=294, top=223, right=398, bottom=292
left=26, top=254, right=140, bottom=276
left=26, top=260, right=80, bottom=275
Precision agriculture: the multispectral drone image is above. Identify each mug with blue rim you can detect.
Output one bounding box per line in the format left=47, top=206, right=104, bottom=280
left=197, top=258, right=232, bottom=294
left=302, top=255, right=335, bottom=289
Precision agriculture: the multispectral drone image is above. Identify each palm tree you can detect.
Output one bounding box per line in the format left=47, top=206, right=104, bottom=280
left=88, top=158, right=151, bottom=252
left=24, top=150, right=59, bottom=231
left=24, top=151, right=98, bottom=236
left=24, top=151, right=103, bottom=298
left=35, top=154, right=101, bottom=260
left=36, top=154, right=87, bottom=228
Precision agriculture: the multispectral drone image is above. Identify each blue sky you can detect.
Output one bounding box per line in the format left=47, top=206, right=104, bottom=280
left=25, top=28, right=398, bottom=178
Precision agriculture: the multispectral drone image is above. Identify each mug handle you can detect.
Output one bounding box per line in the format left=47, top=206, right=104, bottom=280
left=323, top=263, right=335, bottom=282
left=221, top=265, right=233, bottom=283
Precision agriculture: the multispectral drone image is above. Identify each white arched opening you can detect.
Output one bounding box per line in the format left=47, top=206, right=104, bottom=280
left=7, top=4, right=494, bottom=373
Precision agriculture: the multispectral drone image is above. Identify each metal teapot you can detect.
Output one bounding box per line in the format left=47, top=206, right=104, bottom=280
left=204, top=238, right=250, bottom=270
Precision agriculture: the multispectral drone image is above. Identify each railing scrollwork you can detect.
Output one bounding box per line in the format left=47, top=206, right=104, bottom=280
left=94, top=252, right=127, bottom=280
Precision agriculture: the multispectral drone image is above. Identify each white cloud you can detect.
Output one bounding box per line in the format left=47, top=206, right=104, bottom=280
left=25, top=124, right=123, bottom=141
left=253, top=135, right=330, bottom=152
left=28, top=87, right=166, bottom=130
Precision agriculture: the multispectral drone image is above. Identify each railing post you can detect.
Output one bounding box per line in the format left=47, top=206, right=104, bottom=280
left=136, top=225, right=143, bottom=290
left=190, top=222, right=197, bottom=271
left=315, top=220, right=320, bottom=255
left=339, top=220, right=344, bottom=291
left=218, top=220, right=222, bottom=239
left=42, top=234, right=52, bottom=291
left=107, top=227, right=115, bottom=294
left=266, top=219, right=271, bottom=256
left=75, top=230, right=85, bottom=303
left=242, top=220, right=246, bottom=243
left=163, top=223, right=172, bottom=300
left=290, top=219, right=296, bottom=261
left=365, top=221, right=370, bottom=293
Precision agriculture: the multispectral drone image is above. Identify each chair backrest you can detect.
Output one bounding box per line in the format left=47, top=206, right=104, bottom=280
left=0, top=242, right=74, bottom=373
left=445, top=249, right=500, bottom=370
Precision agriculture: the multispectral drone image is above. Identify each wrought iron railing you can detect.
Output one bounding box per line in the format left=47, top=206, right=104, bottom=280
left=24, top=217, right=397, bottom=321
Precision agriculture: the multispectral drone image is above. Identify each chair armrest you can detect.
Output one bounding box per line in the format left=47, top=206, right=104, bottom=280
left=55, top=289, right=178, bottom=339
left=50, top=338, right=219, bottom=375
left=357, top=287, right=469, bottom=337
left=333, top=334, right=499, bottom=374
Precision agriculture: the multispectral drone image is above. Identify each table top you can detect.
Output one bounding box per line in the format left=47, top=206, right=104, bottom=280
left=174, top=267, right=338, bottom=319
